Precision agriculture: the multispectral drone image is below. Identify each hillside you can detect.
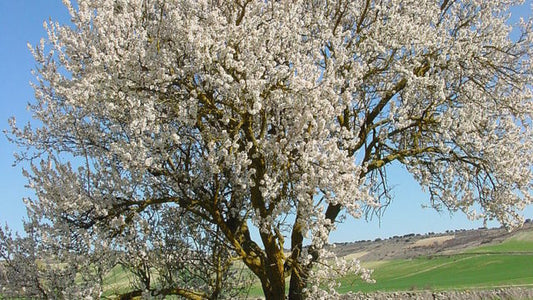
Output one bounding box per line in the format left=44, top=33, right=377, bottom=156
left=6, top=222, right=527, bottom=298
left=242, top=221, right=533, bottom=298
left=322, top=221, right=533, bottom=298
left=329, top=220, right=533, bottom=262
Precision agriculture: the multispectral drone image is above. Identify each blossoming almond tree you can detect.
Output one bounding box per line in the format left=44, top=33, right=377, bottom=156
left=5, top=0, right=533, bottom=299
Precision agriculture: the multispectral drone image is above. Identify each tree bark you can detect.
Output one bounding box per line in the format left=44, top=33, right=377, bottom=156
left=288, top=272, right=305, bottom=300
left=258, top=230, right=286, bottom=300
left=261, top=279, right=286, bottom=300
left=288, top=215, right=305, bottom=300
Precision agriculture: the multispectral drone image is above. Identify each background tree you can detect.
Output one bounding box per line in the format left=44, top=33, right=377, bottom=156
left=0, top=205, right=252, bottom=299
left=0, top=221, right=111, bottom=299
left=6, top=0, right=533, bottom=299
left=113, top=207, right=253, bottom=299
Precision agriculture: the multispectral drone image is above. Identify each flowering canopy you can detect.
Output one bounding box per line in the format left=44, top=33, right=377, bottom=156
left=5, top=0, right=533, bottom=299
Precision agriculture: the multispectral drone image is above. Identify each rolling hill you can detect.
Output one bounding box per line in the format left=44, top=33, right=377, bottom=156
left=245, top=221, right=533, bottom=298
left=330, top=221, right=533, bottom=296
left=82, top=221, right=533, bottom=298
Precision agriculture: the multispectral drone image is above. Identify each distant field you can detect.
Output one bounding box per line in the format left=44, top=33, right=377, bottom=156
left=4, top=229, right=531, bottom=298
left=102, top=265, right=131, bottom=297
left=245, top=239, right=533, bottom=297
left=337, top=239, right=533, bottom=294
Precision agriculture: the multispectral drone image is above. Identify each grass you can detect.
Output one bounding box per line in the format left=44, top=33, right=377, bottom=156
left=102, top=265, right=132, bottom=297
left=178, top=236, right=533, bottom=297
left=5, top=232, right=531, bottom=298
left=337, top=239, right=533, bottom=294
left=338, top=254, right=533, bottom=293
left=247, top=239, right=533, bottom=297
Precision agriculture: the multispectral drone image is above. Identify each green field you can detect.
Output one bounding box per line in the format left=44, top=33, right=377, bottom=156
left=5, top=233, right=531, bottom=298
left=245, top=234, right=533, bottom=297
left=336, top=239, right=533, bottom=294
left=102, top=265, right=132, bottom=297
left=338, top=253, right=533, bottom=293
left=244, top=240, right=533, bottom=297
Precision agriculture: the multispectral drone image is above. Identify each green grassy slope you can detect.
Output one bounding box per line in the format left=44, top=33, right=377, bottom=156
left=337, top=238, right=533, bottom=293
left=338, top=253, right=533, bottom=293
left=247, top=239, right=533, bottom=297
left=102, top=265, right=132, bottom=297
left=3, top=232, right=532, bottom=298
left=188, top=232, right=533, bottom=297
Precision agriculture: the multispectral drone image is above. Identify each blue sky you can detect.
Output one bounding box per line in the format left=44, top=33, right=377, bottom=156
left=0, top=1, right=71, bottom=233
left=0, top=1, right=531, bottom=243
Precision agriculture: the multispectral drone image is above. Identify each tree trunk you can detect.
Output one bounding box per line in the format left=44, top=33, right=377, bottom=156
left=288, top=269, right=306, bottom=300
left=244, top=129, right=287, bottom=300
left=288, top=215, right=306, bottom=300
left=259, top=232, right=286, bottom=300
left=261, top=279, right=286, bottom=300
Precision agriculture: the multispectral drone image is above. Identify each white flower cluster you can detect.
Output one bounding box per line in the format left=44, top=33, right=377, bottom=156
left=303, top=248, right=374, bottom=299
